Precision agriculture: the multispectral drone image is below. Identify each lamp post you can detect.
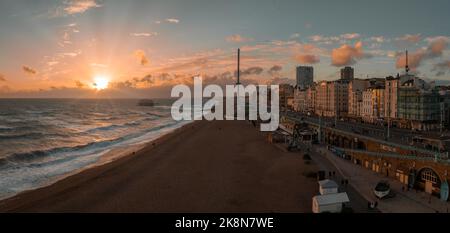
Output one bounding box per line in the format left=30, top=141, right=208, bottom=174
left=318, top=111, right=323, bottom=144
left=441, top=102, right=445, bottom=135
left=387, top=92, right=391, bottom=140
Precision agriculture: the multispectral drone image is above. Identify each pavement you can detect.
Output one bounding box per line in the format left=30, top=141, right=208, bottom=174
left=314, top=145, right=450, bottom=213
left=302, top=144, right=380, bottom=213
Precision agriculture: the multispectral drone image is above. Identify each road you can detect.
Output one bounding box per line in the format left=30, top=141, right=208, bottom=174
left=284, top=111, right=444, bottom=152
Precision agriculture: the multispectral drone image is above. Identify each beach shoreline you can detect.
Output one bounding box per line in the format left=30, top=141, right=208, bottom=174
left=0, top=120, right=198, bottom=203
left=0, top=120, right=318, bottom=213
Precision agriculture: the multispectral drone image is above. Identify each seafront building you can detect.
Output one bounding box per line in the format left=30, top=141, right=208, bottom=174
left=384, top=76, right=400, bottom=120
left=348, top=79, right=370, bottom=118
left=439, top=87, right=450, bottom=128
left=293, top=87, right=307, bottom=113
left=279, top=84, right=294, bottom=111
left=397, top=78, right=441, bottom=130
left=296, top=66, right=314, bottom=89
left=313, top=80, right=348, bottom=118
left=362, top=86, right=385, bottom=123
left=288, top=64, right=449, bottom=131
left=330, top=80, right=349, bottom=118
left=315, top=81, right=333, bottom=117
left=340, top=66, right=354, bottom=81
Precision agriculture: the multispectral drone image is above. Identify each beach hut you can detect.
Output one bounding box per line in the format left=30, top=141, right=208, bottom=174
left=318, top=179, right=339, bottom=195
left=312, top=192, right=350, bottom=213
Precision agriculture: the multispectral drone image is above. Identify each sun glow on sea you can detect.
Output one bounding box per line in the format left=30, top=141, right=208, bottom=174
left=93, top=76, right=110, bottom=90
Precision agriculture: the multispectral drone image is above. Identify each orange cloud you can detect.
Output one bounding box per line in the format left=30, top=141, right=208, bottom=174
left=64, top=0, right=101, bottom=15
left=0, top=74, right=5, bottom=82
left=396, top=36, right=448, bottom=70
left=428, top=36, right=448, bottom=56
left=395, top=50, right=425, bottom=70
left=74, top=80, right=85, bottom=88
left=295, top=54, right=320, bottom=64
left=302, top=44, right=318, bottom=53
left=134, top=50, right=149, bottom=66
left=331, top=41, right=370, bottom=66
left=90, top=63, right=108, bottom=68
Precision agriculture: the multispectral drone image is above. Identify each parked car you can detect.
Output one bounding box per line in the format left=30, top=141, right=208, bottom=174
left=374, top=181, right=391, bottom=199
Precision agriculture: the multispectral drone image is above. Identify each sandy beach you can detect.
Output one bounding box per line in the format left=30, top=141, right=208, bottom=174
left=0, top=120, right=318, bottom=213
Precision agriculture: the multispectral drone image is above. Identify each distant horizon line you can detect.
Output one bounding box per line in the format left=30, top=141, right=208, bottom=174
left=0, top=97, right=176, bottom=100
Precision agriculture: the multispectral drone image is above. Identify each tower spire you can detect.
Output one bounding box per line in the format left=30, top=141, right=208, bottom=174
left=236, top=48, right=241, bottom=85
left=405, top=50, right=410, bottom=74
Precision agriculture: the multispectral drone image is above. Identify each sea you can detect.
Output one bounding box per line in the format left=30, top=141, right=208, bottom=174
left=0, top=99, right=193, bottom=200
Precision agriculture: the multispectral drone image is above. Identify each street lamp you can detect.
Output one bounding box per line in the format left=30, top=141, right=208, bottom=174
left=441, top=102, right=445, bottom=135
left=387, top=94, right=391, bottom=140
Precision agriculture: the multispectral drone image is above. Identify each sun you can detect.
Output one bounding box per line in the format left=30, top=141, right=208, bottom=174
left=93, top=75, right=110, bottom=90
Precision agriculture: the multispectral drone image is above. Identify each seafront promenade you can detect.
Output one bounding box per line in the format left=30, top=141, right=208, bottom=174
left=314, top=146, right=450, bottom=213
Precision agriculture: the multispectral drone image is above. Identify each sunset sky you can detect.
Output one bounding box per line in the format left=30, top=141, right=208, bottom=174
left=0, top=0, right=449, bottom=98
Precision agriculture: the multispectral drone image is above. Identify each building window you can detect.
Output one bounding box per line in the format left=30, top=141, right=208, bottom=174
left=421, top=170, right=438, bottom=184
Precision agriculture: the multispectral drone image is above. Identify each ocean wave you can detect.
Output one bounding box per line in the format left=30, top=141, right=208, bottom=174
left=146, top=112, right=166, bottom=117
left=93, top=116, right=121, bottom=121
left=0, top=119, right=181, bottom=168
left=0, top=132, right=66, bottom=140
left=0, top=125, right=14, bottom=131
left=0, top=137, right=123, bottom=167
left=84, top=117, right=157, bottom=133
